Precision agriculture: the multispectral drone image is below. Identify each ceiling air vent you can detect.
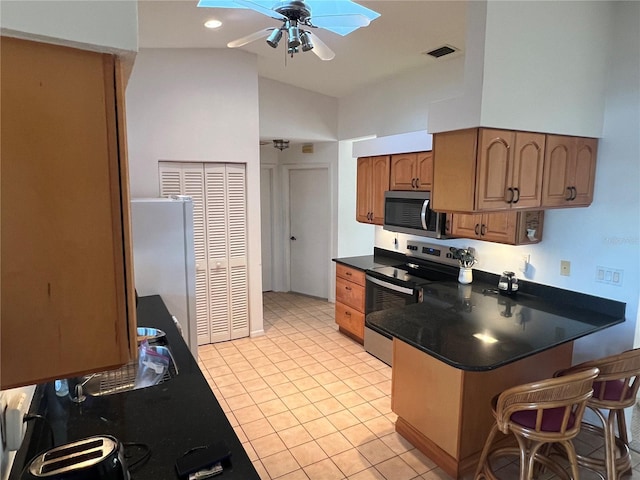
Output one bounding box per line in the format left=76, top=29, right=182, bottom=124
left=424, top=45, right=458, bottom=59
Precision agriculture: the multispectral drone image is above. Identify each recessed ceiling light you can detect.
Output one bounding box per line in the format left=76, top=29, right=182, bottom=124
left=204, top=19, right=222, bottom=29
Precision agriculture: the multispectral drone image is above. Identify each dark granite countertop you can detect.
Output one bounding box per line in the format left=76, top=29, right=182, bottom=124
left=333, top=247, right=405, bottom=271
left=366, top=279, right=625, bottom=371
left=10, top=295, right=259, bottom=480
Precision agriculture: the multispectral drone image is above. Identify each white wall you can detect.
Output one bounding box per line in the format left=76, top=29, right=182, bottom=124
left=480, top=1, right=611, bottom=137
left=125, top=48, right=264, bottom=337
left=429, top=0, right=612, bottom=137
left=338, top=139, right=375, bottom=258
left=259, top=78, right=338, bottom=142
left=339, top=57, right=465, bottom=140
left=0, top=0, right=137, bottom=54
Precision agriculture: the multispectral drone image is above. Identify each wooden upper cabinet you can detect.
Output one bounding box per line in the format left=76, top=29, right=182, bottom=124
left=542, top=135, right=597, bottom=207
left=432, top=129, right=481, bottom=212
left=450, top=212, right=515, bottom=244
left=356, top=156, right=390, bottom=225
left=390, top=152, right=433, bottom=191
left=416, top=152, right=434, bottom=191
left=1, top=37, right=136, bottom=389
left=371, top=156, right=391, bottom=224
left=433, top=128, right=602, bottom=214
left=476, top=129, right=545, bottom=211
left=356, top=157, right=373, bottom=223
left=449, top=210, right=544, bottom=245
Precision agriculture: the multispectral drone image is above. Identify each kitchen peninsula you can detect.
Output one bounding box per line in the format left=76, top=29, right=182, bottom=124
left=366, top=278, right=625, bottom=478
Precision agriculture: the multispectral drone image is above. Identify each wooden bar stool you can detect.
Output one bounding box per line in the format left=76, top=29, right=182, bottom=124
left=474, top=367, right=599, bottom=480
left=555, top=348, right=640, bottom=479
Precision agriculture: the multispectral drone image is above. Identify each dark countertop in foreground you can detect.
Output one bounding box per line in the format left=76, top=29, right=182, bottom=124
left=11, top=295, right=259, bottom=480
left=367, top=279, right=625, bottom=372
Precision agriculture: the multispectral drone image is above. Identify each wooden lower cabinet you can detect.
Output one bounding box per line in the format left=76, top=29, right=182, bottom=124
left=391, top=339, right=573, bottom=479
left=335, top=264, right=366, bottom=343
left=449, top=210, right=544, bottom=245
left=1, top=37, right=136, bottom=389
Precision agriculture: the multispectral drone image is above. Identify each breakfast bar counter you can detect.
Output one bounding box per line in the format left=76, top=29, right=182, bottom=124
left=367, top=279, right=625, bottom=478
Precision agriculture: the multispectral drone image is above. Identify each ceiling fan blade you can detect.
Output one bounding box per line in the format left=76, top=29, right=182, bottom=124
left=311, top=13, right=370, bottom=29
left=308, top=32, right=335, bottom=61
left=227, top=28, right=274, bottom=48
left=233, top=0, right=287, bottom=21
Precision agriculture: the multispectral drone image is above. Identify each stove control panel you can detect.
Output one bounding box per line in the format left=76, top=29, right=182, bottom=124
left=406, top=241, right=459, bottom=267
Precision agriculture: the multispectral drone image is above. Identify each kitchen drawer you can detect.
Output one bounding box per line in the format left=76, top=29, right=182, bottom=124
left=336, top=277, right=365, bottom=311
left=335, top=302, right=365, bottom=340
left=336, top=264, right=366, bottom=287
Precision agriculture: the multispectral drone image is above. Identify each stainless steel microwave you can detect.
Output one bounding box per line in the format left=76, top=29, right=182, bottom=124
left=383, top=191, right=448, bottom=239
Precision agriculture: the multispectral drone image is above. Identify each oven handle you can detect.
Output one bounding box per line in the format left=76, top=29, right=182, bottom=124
left=366, top=275, right=416, bottom=295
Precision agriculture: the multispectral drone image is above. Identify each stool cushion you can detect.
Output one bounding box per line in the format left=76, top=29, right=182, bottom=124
left=592, top=379, right=633, bottom=401
left=511, top=408, right=575, bottom=432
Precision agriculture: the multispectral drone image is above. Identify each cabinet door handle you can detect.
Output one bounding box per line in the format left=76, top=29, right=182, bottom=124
left=345, top=286, right=352, bottom=291
left=481, top=224, right=487, bottom=236
left=411, top=178, right=416, bottom=188
left=345, top=311, right=351, bottom=316
left=505, top=187, right=514, bottom=203
left=570, top=186, right=577, bottom=200
left=345, top=271, right=352, bottom=276
left=416, top=178, right=420, bottom=188
left=513, top=187, right=520, bottom=204
left=565, top=187, right=573, bottom=201
left=475, top=224, right=480, bottom=235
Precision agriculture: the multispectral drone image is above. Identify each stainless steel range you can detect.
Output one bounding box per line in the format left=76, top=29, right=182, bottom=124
left=364, top=241, right=459, bottom=366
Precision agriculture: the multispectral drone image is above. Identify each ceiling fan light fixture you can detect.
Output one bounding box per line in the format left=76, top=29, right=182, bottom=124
left=300, top=31, right=314, bottom=52
left=273, top=139, right=290, bottom=151
left=287, top=22, right=301, bottom=48
left=266, top=28, right=283, bottom=48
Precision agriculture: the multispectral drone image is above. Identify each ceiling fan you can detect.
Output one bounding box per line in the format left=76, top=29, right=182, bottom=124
left=220, top=0, right=375, bottom=61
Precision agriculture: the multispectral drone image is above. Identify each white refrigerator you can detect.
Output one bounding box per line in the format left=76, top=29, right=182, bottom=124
left=130, top=196, right=197, bottom=355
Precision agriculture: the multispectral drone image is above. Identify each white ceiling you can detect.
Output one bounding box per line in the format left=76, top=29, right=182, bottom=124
left=138, top=0, right=467, bottom=98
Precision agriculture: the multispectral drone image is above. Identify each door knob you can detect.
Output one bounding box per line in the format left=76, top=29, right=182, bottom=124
left=290, top=236, right=297, bottom=241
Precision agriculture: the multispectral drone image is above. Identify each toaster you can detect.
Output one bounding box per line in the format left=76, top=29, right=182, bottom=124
left=21, top=435, right=130, bottom=480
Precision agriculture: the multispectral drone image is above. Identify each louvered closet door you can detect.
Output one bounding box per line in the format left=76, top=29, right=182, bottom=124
left=159, top=162, right=211, bottom=345
left=225, top=164, right=249, bottom=339
left=159, top=162, right=249, bottom=344
left=204, top=164, right=231, bottom=343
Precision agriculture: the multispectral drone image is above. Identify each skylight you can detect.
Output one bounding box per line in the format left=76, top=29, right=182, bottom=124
left=197, top=0, right=380, bottom=36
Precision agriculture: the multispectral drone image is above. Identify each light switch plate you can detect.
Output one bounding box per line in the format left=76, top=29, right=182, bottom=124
left=560, top=260, right=570, bottom=276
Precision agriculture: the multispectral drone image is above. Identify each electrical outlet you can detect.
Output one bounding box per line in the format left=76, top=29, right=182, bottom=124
left=560, top=260, right=571, bottom=276
left=520, top=254, right=530, bottom=273
left=596, top=266, right=623, bottom=286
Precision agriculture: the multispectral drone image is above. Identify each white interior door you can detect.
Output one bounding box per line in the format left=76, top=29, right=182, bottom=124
left=260, top=167, right=273, bottom=292
left=289, top=168, right=329, bottom=299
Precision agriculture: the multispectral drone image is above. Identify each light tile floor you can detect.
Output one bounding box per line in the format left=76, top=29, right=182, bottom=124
left=197, top=292, right=640, bottom=480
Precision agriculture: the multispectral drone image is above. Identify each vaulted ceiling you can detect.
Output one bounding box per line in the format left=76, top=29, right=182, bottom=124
left=137, top=0, right=467, bottom=98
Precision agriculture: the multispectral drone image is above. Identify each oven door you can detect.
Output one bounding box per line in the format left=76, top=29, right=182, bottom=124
left=365, top=275, right=422, bottom=315
left=364, top=274, right=423, bottom=366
